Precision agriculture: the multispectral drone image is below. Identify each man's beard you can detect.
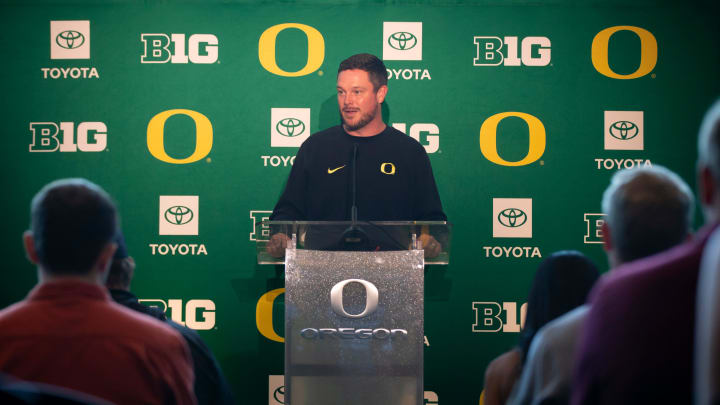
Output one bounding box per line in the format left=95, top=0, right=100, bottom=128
left=342, top=108, right=376, bottom=131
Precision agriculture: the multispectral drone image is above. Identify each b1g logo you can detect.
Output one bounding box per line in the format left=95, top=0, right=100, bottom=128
left=493, top=198, right=532, bottom=238
left=141, top=34, right=218, bottom=64
left=479, top=112, right=546, bottom=166
left=139, top=299, right=216, bottom=330
left=51, top=20, right=90, bottom=59
left=259, top=23, right=325, bottom=77
left=250, top=210, right=273, bottom=241
left=472, top=301, right=527, bottom=333
left=584, top=213, right=605, bottom=244
left=592, top=26, right=657, bottom=79
left=271, top=108, right=311, bottom=147
left=147, top=109, right=213, bottom=164
left=159, top=196, right=199, bottom=235
left=605, top=111, right=644, bottom=150
left=473, top=36, right=551, bottom=66
left=391, top=123, right=439, bottom=153
left=383, top=22, right=422, bottom=61
left=29, top=122, right=106, bottom=152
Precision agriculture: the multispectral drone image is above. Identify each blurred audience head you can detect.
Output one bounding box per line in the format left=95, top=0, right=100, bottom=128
left=601, top=165, right=694, bottom=267
left=106, top=231, right=135, bottom=291
left=519, top=251, right=599, bottom=362
left=25, top=178, right=117, bottom=281
left=697, top=98, right=720, bottom=224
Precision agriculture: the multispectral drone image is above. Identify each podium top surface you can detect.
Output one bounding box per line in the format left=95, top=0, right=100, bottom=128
left=255, top=220, right=452, bottom=265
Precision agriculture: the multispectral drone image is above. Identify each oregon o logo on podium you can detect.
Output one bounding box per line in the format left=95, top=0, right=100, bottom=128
left=330, top=279, right=379, bottom=318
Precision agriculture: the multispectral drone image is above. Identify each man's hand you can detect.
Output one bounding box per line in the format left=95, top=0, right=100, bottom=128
left=266, top=233, right=291, bottom=258
left=419, top=234, right=442, bottom=258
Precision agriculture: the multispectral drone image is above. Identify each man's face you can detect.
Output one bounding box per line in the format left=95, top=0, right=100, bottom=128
left=337, top=69, right=386, bottom=131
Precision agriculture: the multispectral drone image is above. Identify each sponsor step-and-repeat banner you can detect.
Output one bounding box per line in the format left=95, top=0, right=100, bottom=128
left=1, top=1, right=718, bottom=403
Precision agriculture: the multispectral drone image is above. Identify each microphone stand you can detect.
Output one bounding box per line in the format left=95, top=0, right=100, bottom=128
left=342, top=143, right=368, bottom=249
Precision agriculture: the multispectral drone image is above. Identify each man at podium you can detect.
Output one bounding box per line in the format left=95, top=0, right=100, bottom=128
left=267, top=53, right=446, bottom=256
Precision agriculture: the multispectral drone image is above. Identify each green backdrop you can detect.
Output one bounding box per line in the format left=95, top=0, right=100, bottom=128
left=1, top=0, right=718, bottom=403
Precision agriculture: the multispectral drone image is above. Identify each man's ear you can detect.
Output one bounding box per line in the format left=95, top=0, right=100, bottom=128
left=699, top=166, right=716, bottom=207
left=376, top=85, right=388, bottom=104
left=601, top=222, right=612, bottom=252
left=23, top=231, right=39, bottom=265
left=126, top=256, right=136, bottom=283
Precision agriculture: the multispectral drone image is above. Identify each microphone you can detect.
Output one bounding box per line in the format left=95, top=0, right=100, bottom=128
left=342, top=143, right=368, bottom=248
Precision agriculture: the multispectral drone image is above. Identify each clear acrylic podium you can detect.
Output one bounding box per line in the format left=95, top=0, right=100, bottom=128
left=255, top=221, right=451, bottom=405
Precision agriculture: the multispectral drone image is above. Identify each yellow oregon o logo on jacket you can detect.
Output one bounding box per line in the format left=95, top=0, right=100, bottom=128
left=380, top=163, right=396, bottom=175
left=592, top=26, right=657, bottom=79
left=147, top=109, right=213, bottom=164
left=479, top=112, right=546, bottom=166
left=259, top=23, right=325, bottom=77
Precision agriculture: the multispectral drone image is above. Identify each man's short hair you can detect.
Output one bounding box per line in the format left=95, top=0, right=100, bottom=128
left=338, top=53, right=388, bottom=91
left=30, top=178, right=117, bottom=275
left=601, top=165, right=694, bottom=263
left=698, top=98, right=720, bottom=186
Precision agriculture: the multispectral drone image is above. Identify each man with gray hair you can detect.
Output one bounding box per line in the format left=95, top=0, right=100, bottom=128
left=572, top=99, right=720, bottom=405
left=694, top=99, right=720, bottom=405
left=0, top=178, right=195, bottom=405
left=507, top=165, right=694, bottom=405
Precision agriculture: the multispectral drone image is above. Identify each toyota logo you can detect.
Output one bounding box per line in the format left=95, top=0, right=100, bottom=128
left=276, top=118, right=306, bottom=137
left=388, top=32, right=417, bottom=50
left=273, top=385, right=285, bottom=404
left=56, top=30, right=85, bottom=49
left=609, top=120, right=639, bottom=140
left=164, top=206, right=194, bottom=225
left=498, top=208, right=527, bottom=228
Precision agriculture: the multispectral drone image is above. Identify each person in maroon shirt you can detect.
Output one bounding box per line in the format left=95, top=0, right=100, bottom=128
left=571, top=100, right=720, bottom=405
left=0, top=178, right=196, bottom=405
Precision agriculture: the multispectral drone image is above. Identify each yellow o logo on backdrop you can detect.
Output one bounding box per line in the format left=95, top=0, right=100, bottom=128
left=256, top=288, right=285, bottom=343
left=147, top=109, right=213, bottom=164
left=259, top=23, right=325, bottom=77
left=479, top=112, right=546, bottom=166
left=591, top=25, right=657, bottom=79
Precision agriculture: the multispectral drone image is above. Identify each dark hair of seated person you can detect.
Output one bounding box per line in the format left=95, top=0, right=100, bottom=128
left=30, top=178, right=116, bottom=275
left=518, top=250, right=600, bottom=363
